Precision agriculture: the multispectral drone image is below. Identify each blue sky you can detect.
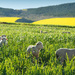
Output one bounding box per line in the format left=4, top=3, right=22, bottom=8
left=0, top=0, right=75, bottom=9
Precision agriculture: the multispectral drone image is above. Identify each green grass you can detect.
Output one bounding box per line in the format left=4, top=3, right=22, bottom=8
left=0, top=23, right=75, bottom=75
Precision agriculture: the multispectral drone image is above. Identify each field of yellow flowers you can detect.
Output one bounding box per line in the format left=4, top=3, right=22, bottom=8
left=0, top=17, right=21, bottom=22
left=33, top=17, right=75, bottom=26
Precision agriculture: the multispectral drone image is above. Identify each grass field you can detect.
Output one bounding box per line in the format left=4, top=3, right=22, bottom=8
left=0, top=23, right=75, bottom=75
left=33, top=17, right=75, bottom=26
left=0, top=17, right=21, bottom=23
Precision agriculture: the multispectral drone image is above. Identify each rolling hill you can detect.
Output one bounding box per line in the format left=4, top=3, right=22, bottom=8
left=0, top=2, right=75, bottom=22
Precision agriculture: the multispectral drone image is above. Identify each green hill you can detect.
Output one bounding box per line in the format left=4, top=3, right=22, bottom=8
left=0, top=7, right=22, bottom=16
left=0, top=3, right=75, bottom=22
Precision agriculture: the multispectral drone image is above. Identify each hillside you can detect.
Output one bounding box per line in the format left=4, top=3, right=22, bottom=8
left=0, top=3, right=75, bottom=22
left=0, top=7, right=22, bottom=16
left=25, top=3, right=75, bottom=20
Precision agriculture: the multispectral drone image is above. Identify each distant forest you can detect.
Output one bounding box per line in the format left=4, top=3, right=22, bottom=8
left=0, top=3, right=75, bottom=23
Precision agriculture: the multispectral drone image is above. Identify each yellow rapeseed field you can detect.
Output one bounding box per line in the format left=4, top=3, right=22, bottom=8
left=33, top=18, right=75, bottom=26
left=0, top=17, right=21, bottom=22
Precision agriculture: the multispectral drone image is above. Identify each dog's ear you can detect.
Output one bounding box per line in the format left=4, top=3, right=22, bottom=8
left=36, top=42, right=42, bottom=45
left=37, top=43, right=40, bottom=45
left=2, top=35, right=6, bottom=37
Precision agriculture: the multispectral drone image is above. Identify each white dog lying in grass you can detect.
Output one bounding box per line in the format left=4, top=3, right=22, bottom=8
left=0, top=35, right=8, bottom=47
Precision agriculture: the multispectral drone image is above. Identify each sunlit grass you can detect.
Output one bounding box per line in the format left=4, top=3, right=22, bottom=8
left=33, top=17, right=75, bottom=26
left=0, top=17, right=21, bottom=22
left=0, top=23, right=75, bottom=75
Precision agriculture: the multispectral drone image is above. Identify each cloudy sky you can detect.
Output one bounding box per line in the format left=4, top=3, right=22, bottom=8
left=0, top=0, right=75, bottom=9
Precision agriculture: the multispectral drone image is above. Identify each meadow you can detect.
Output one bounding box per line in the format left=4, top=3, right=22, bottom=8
left=0, top=23, right=75, bottom=75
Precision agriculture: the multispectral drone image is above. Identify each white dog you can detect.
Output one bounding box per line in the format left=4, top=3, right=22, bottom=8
left=27, top=41, right=43, bottom=59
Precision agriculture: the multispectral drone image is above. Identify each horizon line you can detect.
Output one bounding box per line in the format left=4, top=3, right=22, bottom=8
left=0, top=2, right=75, bottom=10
